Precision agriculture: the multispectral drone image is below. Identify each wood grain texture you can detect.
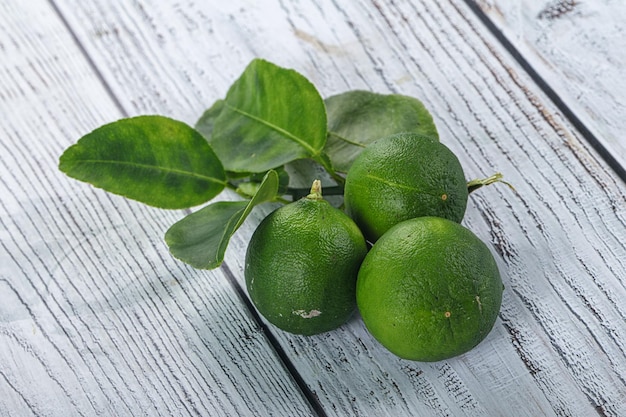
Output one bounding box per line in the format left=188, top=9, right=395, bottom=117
left=56, top=0, right=626, bottom=415
left=2, top=0, right=625, bottom=416
left=470, top=0, right=626, bottom=176
left=0, top=2, right=316, bottom=416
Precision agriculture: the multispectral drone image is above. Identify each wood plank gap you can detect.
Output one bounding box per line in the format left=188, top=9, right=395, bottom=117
left=47, top=0, right=128, bottom=117
left=220, top=262, right=329, bottom=417
left=462, top=0, right=626, bottom=184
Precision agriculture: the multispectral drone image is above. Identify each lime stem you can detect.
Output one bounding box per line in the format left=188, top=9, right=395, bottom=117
left=467, top=172, right=516, bottom=194
left=286, top=185, right=344, bottom=200
left=306, top=179, right=323, bottom=200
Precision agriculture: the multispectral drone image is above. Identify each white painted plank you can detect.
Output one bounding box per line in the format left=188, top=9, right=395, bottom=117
left=0, top=2, right=316, bottom=416
left=471, top=0, right=626, bottom=174
left=20, top=0, right=626, bottom=416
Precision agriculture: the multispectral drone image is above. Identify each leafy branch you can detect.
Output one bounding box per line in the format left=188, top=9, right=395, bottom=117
left=59, top=58, right=445, bottom=270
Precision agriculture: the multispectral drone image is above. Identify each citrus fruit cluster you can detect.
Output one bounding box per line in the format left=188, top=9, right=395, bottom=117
left=58, top=58, right=506, bottom=362
left=245, top=132, right=505, bottom=362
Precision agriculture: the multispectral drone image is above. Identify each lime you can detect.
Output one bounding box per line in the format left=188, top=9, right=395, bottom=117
left=356, top=216, right=503, bottom=361
left=344, top=132, right=468, bottom=242
left=245, top=180, right=368, bottom=335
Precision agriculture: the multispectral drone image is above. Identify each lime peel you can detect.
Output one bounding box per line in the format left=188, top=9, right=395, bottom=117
left=245, top=183, right=368, bottom=335
left=356, top=216, right=503, bottom=361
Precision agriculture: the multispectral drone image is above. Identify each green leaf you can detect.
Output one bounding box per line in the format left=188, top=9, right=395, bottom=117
left=248, top=167, right=290, bottom=196
left=324, top=90, right=439, bottom=172
left=195, top=99, right=224, bottom=141
left=197, top=100, right=294, bottom=188
left=165, top=170, right=280, bottom=269
left=59, top=115, right=226, bottom=209
left=210, top=59, right=327, bottom=173
left=230, top=167, right=290, bottom=199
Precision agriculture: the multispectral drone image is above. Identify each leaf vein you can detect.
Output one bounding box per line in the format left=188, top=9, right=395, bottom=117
left=328, top=131, right=367, bottom=148
left=225, top=103, right=318, bottom=155
left=73, top=159, right=225, bottom=184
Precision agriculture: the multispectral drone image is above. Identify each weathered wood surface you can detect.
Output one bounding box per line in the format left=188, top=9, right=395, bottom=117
left=471, top=0, right=626, bottom=176
left=1, top=0, right=625, bottom=416
left=0, top=2, right=316, bottom=416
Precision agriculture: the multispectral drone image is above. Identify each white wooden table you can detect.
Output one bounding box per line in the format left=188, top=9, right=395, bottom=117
left=2, top=1, right=625, bottom=415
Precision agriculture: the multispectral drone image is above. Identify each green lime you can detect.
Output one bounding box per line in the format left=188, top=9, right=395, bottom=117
left=344, top=132, right=468, bottom=242
left=245, top=180, right=368, bottom=335
left=356, top=216, right=503, bottom=361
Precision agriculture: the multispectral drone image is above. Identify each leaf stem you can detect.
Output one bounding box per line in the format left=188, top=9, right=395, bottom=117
left=313, top=153, right=346, bottom=185
left=225, top=181, right=239, bottom=191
